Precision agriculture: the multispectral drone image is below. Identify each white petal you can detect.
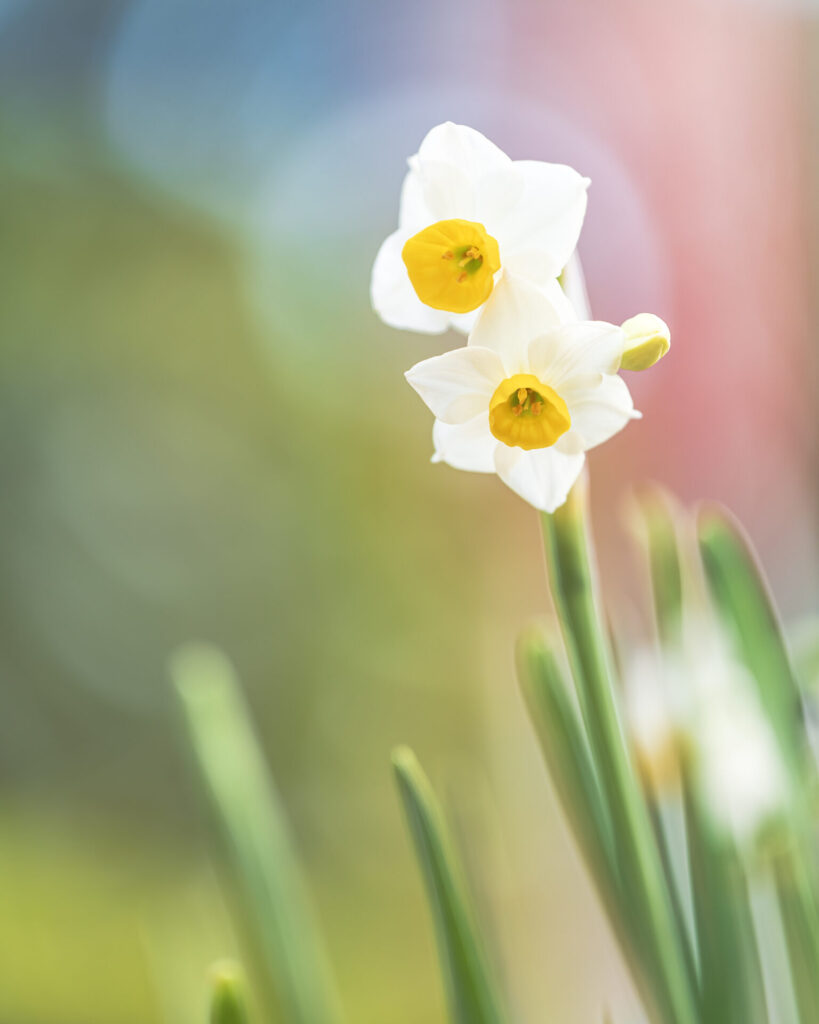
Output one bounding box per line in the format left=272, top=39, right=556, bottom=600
left=468, top=274, right=577, bottom=375
left=415, top=160, right=478, bottom=222
left=432, top=415, right=497, bottom=472
left=398, top=168, right=433, bottom=232
left=473, top=164, right=525, bottom=227
left=493, top=445, right=586, bottom=513
left=448, top=307, right=483, bottom=335
left=557, top=374, right=641, bottom=454
left=416, top=122, right=511, bottom=177
left=559, top=251, right=592, bottom=319
left=405, top=346, right=504, bottom=424
left=412, top=123, right=512, bottom=223
left=527, top=321, right=624, bottom=386
left=370, top=229, right=450, bottom=334
left=496, top=161, right=589, bottom=281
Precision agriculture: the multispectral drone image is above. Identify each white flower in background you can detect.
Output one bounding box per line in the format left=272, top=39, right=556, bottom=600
left=404, top=275, right=640, bottom=512
left=695, top=680, right=788, bottom=841
left=371, top=121, right=589, bottom=335
left=623, top=648, right=683, bottom=790
left=685, top=633, right=789, bottom=841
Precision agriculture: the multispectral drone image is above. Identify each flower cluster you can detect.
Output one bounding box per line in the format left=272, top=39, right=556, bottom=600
left=372, top=122, right=670, bottom=512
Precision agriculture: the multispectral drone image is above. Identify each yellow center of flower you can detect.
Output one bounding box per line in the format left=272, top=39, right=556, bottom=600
left=488, top=374, right=571, bottom=450
left=401, top=219, right=501, bottom=314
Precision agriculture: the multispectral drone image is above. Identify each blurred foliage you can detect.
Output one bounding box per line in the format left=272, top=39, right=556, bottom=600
left=0, top=7, right=514, bottom=1021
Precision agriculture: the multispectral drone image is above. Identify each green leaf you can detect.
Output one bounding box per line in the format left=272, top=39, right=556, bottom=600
left=518, top=627, right=664, bottom=1020
left=697, top=506, right=806, bottom=783
left=391, top=746, right=506, bottom=1024
left=633, top=488, right=715, bottom=984
left=682, top=766, right=767, bottom=1024
left=209, top=960, right=251, bottom=1024
left=171, top=644, right=342, bottom=1024
left=772, top=841, right=819, bottom=1024
left=633, top=487, right=685, bottom=651
left=541, top=480, right=698, bottom=1024
left=789, top=616, right=819, bottom=696
left=517, top=627, right=616, bottom=895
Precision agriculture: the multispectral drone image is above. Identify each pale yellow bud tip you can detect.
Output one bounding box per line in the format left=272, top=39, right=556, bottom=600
left=619, top=313, right=670, bottom=371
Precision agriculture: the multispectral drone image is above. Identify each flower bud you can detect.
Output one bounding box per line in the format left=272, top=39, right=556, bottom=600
left=620, top=313, right=670, bottom=371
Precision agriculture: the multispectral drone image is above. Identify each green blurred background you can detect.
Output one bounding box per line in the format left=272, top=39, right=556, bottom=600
left=0, top=0, right=816, bottom=1021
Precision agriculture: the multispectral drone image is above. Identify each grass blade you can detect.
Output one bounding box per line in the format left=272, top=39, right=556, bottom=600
left=171, top=643, right=342, bottom=1024
left=391, top=746, right=506, bottom=1024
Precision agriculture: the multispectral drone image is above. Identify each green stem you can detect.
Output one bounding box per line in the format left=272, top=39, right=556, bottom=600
left=540, top=478, right=699, bottom=1024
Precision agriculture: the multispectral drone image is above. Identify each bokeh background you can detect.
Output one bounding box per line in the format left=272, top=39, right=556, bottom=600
left=0, top=0, right=816, bottom=1021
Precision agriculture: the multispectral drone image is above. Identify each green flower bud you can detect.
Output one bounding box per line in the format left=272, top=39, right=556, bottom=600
left=620, top=313, right=671, bottom=371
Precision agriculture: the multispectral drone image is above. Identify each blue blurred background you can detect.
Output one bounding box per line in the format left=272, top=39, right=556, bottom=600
left=0, top=0, right=816, bottom=1021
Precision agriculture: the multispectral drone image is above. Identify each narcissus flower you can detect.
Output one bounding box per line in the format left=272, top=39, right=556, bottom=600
left=371, top=122, right=589, bottom=334
left=405, top=276, right=640, bottom=512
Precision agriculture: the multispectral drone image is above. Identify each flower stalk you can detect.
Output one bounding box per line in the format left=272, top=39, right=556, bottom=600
left=540, top=477, right=699, bottom=1024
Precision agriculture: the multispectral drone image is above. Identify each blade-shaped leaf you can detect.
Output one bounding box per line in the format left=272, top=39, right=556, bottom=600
left=518, top=627, right=667, bottom=1023
left=773, top=841, right=819, bottom=1024
left=697, top=506, right=806, bottom=782
left=171, top=644, right=342, bottom=1024
left=392, top=746, right=506, bottom=1024
left=682, top=765, right=767, bottom=1024
left=633, top=487, right=685, bottom=651
left=209, top=960, right=251, bottom=1024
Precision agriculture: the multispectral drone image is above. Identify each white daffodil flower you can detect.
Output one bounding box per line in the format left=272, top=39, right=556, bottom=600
left=371, top=121, right=589, bottom=335
left=695, top=680, right=788, bottom=841
left=404, top=275, right=640, bottom=512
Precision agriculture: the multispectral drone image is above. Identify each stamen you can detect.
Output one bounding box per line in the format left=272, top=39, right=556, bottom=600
left=457, top=271, right=468, bottom=283
left=530, top=401, right=542, bottom=416
left=441, top=251, right=454, bottom=261
left=457, top=247, right=482, bottom=269
left=517, top=388, right=528, bottom=404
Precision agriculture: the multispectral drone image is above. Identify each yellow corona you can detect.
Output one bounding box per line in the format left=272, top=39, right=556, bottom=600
left=401, top=219, right=501, bottom=314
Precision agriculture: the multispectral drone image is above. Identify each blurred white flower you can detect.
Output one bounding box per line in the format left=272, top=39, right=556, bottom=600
left=623, top=620, right=789, bottom=843
left=623, top=648, right=682, bottom=790
left=646, top=620, right=790, bottom=841
left=371, top=121, right=589, bottom=334
left=691, top=651, right=789, bottom=842
left=404, top=275, right=639, bottom=512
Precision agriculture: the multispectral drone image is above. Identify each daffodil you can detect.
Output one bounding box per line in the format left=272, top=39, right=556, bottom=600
left=371, top=122, right=590, bottom=334
left=405, top=276, right=640, bottom=512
